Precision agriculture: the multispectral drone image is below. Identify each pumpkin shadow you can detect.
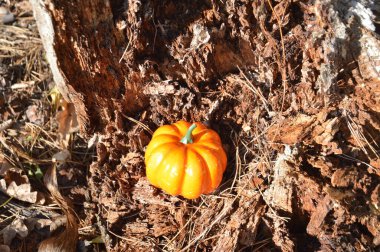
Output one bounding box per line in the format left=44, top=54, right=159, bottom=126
left=209, top=119, right=243, bottom=190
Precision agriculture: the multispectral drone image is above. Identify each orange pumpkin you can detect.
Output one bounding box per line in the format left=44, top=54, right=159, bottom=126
left=144, top=121, right=227, bottom=199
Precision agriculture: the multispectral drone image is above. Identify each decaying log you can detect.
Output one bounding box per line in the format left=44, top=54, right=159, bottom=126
left=30, top=0, right=380, bottom=137
left=30, top=0, right=144, bottom=135
left=29, top=0, right=380, bottom=251
left=29, top=0, right=266, bottom=135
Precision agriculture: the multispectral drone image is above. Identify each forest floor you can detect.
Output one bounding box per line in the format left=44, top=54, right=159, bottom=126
left=1, top=0, right=380, bottom=252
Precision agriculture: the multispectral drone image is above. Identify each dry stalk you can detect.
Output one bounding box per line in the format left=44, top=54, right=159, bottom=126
left=266, top=0, right=288, bottom=113
left=38, top=163, right=78, bottom=252
left=180, top=183, right=249, bottom=252
left=344, top=110, right=379, bottom=159
left=121, top=113, right=153, bottom=135
left=237, top=66, right=270, bottom=113
left=162, top=201, right=205, bottom=250
left=262, top=0, right=290, bottom=145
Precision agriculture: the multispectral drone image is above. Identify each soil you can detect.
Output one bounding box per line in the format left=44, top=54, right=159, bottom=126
left=1, top=0, right=380, bottom=252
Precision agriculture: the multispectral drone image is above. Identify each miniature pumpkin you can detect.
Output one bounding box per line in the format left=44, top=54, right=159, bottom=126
left=145, top=121, right=227, bottom=199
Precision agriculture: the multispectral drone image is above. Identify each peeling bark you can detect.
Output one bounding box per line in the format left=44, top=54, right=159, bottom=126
left=30, top=0, right=144, bottom=135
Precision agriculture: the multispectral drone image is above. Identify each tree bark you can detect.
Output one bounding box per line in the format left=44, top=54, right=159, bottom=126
left=29, top=0, right=380, bottom=135
left=30, top=0, right=380, bottom=136
left=30, top=0, right=266, bottom=136
left=29, top=0, right=380, bottom=251
left=30, top=0, right=144, bottom=135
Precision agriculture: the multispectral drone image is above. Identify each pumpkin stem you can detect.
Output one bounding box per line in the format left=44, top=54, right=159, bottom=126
left=180, top=124, right=197, bottom=144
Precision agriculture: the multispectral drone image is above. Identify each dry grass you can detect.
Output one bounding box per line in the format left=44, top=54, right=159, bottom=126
left=0, top=24, right=44, bottom=80
left=0, top=4, right=96, bottom=250
left=344, top=109, right=380, bottom=159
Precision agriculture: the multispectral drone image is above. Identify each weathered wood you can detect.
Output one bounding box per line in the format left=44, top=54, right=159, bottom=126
left=29, top=0, right=264, bottom=135
left=29, top=0, right=380, bottom=136
left=30, top=0, right=143, bottom=135
left=29, top=0, right=380, bottom=251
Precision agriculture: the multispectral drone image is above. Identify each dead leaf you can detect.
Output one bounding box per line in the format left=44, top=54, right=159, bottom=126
left=106, top=211, right=121, bottom=225
left=48, top=216, right=67, bottom=233
left=0, top=180, right=36, bottom=203
left=26, top=104, right=43, bottom=125
left=0, top=245, right=10, bottom=252
left=370, top=159, right=380, bottom=176
left=362, top=215, right=380, bottom=246
left=0, top=168, right=44, bottom=204
left=15, top=1, right=33, bottom=14
left=52, top=149, right=71, bottom=164
left=56, top=100, right=79, bottom=148
left=0, top=218, right=29, bottom=245
left=38, top=163, right=78, bottom=252
left=251, top=176, right=264, bottom=188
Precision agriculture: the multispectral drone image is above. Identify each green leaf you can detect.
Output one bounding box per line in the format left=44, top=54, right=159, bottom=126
left=90, top=236, right=104, bottom=244
left=33, top=165, right=43, bottom=180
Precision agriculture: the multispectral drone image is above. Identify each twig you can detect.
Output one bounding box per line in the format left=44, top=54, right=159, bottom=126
left=121, top=113, right=153, bottom=135
left=118, top=38, right=131, bottom=63
left=266, top=0, right=288, bottom=113
left=237, top=66, right=270, bottom=113
left=0, top=120, right=13, bottom=132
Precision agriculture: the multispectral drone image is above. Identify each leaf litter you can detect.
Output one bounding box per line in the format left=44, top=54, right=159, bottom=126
left=0, top=0, right=93, bottom=250
left=0, top=167, right=44, bottom=204
left=38, top=163, right=78, bottom=252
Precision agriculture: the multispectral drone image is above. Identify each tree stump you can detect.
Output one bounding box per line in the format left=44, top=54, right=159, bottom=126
left=30, top=0, right=380, bottom=251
